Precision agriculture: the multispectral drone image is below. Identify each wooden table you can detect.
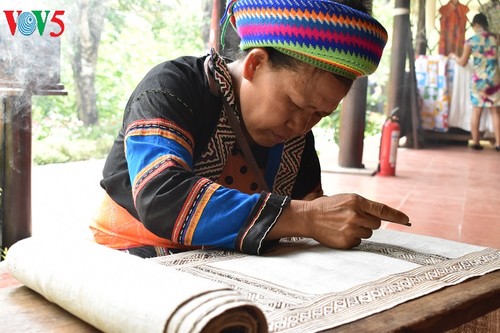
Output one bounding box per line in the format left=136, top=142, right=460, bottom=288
left=1, top=264, right=499, bottom=333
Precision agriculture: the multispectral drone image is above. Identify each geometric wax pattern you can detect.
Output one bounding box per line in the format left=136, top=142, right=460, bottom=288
left=152, top=236, right=500, bottom=332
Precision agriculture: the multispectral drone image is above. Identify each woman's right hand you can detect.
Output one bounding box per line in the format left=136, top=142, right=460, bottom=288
left=268, top=193, right=410, bottom=249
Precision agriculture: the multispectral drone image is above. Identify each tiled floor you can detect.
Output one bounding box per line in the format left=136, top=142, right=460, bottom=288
left=319, top=140, right=500, bottom=249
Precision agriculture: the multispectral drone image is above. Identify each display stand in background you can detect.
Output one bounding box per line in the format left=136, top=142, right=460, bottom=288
left=415, top=57, right=495, bottom=142
left=415, top=55, right=450, bottom=133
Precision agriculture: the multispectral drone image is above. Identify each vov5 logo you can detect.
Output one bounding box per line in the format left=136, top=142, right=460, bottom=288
left=3, top=10, right=65, bottom=37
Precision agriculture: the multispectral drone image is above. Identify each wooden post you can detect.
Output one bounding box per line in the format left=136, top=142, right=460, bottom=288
left=416, top=0, right=427, bottom=55
left=337, top=0, right=374, bottom=169
left=208, top=0, right=222, bottom=51
left=208, top=0, right=241, bottom=57
left=426, top=0, right=437, bottom=42
left=0, top=91, right=32, bottom=249
left=387, top=0, right=410, bottom=117
left=338, top=77, right=368, bottom=168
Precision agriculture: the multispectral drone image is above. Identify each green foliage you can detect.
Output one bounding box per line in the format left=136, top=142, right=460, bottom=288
left=365, top=111, right=385, bottom=137
left=371, top=1, right=394, bottom=87
left=32, top=0, right=206, bottom=165
left=33, top=128, right=116, bottom=164
left=32, top=94, right=120, bottom=164
left=317, top=109, right=342, bottom=145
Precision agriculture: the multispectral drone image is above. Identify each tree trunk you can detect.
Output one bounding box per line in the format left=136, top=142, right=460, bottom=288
left=201, top=0, right=213, bottom=50
left=338, top=77, right=368, bottom=168
left=69, top=0, right=109, bottom=126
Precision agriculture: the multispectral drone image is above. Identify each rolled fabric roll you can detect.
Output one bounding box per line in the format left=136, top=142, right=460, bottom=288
left=6, top=237, right=267, bottom=333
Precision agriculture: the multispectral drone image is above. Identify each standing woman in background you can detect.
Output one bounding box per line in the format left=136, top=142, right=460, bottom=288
left=451, top=13, right=500, bottom=151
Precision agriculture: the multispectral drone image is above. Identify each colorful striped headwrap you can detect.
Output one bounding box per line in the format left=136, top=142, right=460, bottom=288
left=221, top=0, right=388, bottom=80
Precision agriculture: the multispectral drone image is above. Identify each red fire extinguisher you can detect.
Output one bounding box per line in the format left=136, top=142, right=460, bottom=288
left=378, top=109, right=400, bottom=176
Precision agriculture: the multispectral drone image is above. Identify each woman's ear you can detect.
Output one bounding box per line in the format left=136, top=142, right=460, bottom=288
left=242, top=48, right=270, bottom=81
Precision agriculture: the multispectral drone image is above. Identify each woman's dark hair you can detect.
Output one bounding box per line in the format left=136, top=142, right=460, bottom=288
left=262, top=48, right=303, bottom=70
left=472, top=13, right=489, bottom=30
left=334, top=0, right=371, bottom=14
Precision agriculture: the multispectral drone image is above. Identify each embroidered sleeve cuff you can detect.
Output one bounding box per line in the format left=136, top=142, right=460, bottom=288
left=236, top=192, right=291, bottom=255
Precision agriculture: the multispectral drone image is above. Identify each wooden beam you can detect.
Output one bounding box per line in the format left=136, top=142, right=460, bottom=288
left=0, top=93, right=32, bottom=249
left=387, top=0, right=411, bottom=118
left=338, top=77, right=368, bottom=169
left=416, top=0, right=427, bottom=55
left=336, top=0, right=374, bottom=169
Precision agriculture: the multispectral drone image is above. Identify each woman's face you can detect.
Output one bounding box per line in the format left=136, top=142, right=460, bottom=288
left=237, top=50, right=352, bottom=147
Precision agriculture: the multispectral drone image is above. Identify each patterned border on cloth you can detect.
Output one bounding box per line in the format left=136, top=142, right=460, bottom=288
left=152, top=232, right=500, bottom=332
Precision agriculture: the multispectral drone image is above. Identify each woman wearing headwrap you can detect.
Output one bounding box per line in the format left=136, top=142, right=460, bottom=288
left=91, top=0, right=410, bottom=258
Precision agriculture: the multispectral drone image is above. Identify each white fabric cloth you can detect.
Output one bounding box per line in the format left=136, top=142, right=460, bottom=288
left=153, top=229, right=500, bottom=332
left=6, top=237, right=266, bottom=333
left=448, top=59, right=494, bottom=132
left=6, top=230, right=500, bottom=333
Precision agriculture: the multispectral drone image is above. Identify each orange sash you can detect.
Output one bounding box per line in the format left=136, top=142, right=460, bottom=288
left=90, top=193, right=199, bottom=251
